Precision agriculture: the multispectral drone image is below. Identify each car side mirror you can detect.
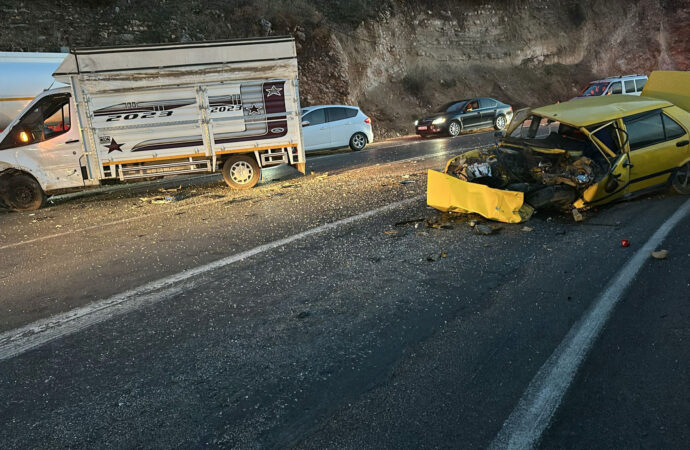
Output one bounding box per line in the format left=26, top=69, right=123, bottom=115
left=301, top=120, right=310, bottom=127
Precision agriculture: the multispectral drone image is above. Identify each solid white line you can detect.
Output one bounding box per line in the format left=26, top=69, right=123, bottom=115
left=0, top=195, right=423, bottom=363
left=490, top=198, right=690, bottom=450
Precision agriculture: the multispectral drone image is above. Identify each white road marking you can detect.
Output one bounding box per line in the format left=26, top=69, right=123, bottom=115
left=0, top=195, right=424, bottom=363
left=0, top=149, right=458, bottom=251
left=490, top=198, right=690, bottom=450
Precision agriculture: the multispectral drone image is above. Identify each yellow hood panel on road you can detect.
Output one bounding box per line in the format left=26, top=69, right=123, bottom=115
left=426, top=170, right=533, bottom=223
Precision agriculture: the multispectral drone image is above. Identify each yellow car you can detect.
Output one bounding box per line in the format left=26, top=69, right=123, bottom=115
left=427, top=71, right=690, bottom=223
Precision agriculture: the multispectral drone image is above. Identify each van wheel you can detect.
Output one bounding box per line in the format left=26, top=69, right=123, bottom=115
left=494, top=114, right=507, bottom=131
left=222, top=155, right=260, bottom=189
left=4, top=173, right=46, bottom=211
left=671, top=162, right=690, bottom=195
left=349, top=132, right=367, bottom=151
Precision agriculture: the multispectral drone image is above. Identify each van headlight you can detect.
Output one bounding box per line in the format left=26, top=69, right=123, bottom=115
left=414, top=120, right=418, bottom=126
left=432, top=117, right=446, bottom=125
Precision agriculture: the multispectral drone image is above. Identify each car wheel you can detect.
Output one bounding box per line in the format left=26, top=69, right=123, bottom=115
left=494, top=114, right=507, bottom=131
left=222, top=155, right=260, bottom=190
left=349, top=132, right=367, bottom=151
left=4, top=173, right=46, bottom=211
left=448, top=120, right=461, bottom=137
left=670, top=162, right=690, bottom=195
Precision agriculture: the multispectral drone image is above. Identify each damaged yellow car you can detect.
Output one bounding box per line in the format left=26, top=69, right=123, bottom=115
left=427, top=71, right=690, bottom=223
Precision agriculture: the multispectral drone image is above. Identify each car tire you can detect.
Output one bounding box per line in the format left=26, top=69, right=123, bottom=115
left=448, top=120, right=461, bottom=137
left=494, top=114, right=507, bottom=131
left=3, top=173, right=46, bottom=211
left=670, top=162, right=690, bottom=195
left=222, top=155, right=260, bottom=190
left=349, top=132, right=367, bottom=151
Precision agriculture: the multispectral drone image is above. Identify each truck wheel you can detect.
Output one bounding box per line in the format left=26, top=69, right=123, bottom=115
left=494, top=114, right=507, bottom=131
left=670, top=162, right=690, bottom=195
left=349, top=132, right=367, bottom=151
left=4, top=173, right=46, bottom=211
left=222, top=155, right=260, bottom=190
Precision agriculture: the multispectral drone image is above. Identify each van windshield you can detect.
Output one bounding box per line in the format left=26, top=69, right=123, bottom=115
left=580, top=82, right=610, bottom=97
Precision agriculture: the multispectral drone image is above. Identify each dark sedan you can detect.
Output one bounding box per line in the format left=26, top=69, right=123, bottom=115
left=414, top=97, right=513, bottom=137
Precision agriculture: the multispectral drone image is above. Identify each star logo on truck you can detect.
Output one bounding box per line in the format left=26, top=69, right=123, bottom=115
left=105, top=138, right=124, bottom=153
left=265, top=85, right=283, bottom=97
left=244, top=104, right=263, bottom=115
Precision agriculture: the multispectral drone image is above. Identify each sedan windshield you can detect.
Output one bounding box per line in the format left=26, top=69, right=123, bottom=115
left=580, top=82, right=610, bottom=97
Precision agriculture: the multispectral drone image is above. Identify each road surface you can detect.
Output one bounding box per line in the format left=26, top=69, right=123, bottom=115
left=1, top=132, right=688, bottom=449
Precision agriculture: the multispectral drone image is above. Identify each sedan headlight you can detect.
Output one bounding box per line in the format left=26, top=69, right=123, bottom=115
left=432, top=117, right=446, bottom=125
left=414, top=120, right=418, bottom=126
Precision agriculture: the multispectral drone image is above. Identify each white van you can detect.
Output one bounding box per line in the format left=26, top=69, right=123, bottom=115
left=576, top=74, right=648, bottom=98
left=0, top=37, right=305, bottom=210
left=301, top=105, right=373, bottom=151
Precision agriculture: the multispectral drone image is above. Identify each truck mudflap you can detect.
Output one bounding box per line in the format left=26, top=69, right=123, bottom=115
left=426, top=169, right=534, bottom=223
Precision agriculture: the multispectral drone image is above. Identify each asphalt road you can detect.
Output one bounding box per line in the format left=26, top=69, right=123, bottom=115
left=0, top=132, right=688, bottom=449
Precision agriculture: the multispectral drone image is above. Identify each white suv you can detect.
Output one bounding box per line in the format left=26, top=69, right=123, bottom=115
left=301, top=105, right=374, bottom=152
left=576, top=74, right=648, bottom=98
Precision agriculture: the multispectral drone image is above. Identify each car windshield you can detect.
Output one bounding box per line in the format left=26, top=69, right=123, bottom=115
left=509, top=115, right=562, bottom=139
left=436, top=101, right=466, bottom=113
left=580, top=82, right=610, bottom=97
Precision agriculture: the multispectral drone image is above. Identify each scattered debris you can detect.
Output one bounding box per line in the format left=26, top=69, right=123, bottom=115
left=395, top=218, right=425, bottom=227
left=651, top=249, right=668, bottom=260
left=521, top=226, right=533, bottom=232
left=140, top=194, right=187, bottom=204
left=440, top=252, right=447, bottom=258
left=281, top=183, right=299, bottom=189
left=399, top=180, right=416, bottom=185
left=384, top=230, right=399, bottom=235
left=468, top=220, right=477, bottom=227
left=296, top=311, right=310, bottom=319
left=426, top=256, right=435, bottom=262
left=475, top=224, right=495, bottom=235
left=572, top=208, right=583, bottom=222
left=158, top=185, right=181, bottom=193
left=621, top=239, right=630, bottom=247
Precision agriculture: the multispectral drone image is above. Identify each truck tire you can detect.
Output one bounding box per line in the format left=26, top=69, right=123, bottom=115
left=4, top=173, right=46, bottom=211
left=222, top=155, right=260, bottom=190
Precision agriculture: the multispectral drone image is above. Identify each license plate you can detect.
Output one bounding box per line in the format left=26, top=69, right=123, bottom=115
left=417, top=126, right=427, bottom=131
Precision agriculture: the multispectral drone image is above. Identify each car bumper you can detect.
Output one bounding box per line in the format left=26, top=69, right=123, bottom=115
left=415, top=124, right=445, bottom=135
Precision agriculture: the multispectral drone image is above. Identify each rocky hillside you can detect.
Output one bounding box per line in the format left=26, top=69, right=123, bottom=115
left=1, top=0, right=688, bottom=137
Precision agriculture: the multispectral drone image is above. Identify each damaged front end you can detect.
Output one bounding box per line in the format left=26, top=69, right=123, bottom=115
left=428, top=112, right=615, bottom=222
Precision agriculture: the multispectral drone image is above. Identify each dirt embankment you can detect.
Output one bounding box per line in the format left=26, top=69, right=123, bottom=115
left=1, top=0, right=688, bottom=137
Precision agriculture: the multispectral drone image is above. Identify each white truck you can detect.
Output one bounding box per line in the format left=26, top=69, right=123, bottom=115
left=0, top=37, right=305, bottom=210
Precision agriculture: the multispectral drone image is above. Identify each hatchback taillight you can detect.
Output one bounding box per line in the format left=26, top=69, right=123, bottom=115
left=364, top=117, right=371, bottom=124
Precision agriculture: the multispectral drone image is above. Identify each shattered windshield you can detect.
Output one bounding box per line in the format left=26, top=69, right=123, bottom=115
left=509, top=116, right=561, bottom=139
left=580, top=82, right=609, bottom=97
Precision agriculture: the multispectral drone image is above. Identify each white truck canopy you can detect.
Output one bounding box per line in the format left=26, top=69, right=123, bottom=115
left=53, top=37, right=298, bottom=92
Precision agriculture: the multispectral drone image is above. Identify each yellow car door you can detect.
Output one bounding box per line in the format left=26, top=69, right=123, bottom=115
left=623, top=109, right=689, bottom=194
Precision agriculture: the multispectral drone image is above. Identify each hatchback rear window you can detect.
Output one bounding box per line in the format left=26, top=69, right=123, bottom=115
left=580, top=82, right=609, bottom=97
left=327, top=107, right=356, bottom=122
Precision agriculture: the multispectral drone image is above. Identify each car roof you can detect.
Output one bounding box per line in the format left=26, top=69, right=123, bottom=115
left=590, top=74, right=647, bottom=83
left=532, top=95, right=671, bottom=127
left=302, top=104, right=360, bottom=110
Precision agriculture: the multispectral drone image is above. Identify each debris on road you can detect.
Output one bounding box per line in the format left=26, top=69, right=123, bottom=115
left=521, top=226, right=533, bottom=232
left=399, top=180, right=416, bottom=185
left=572, top=208, right=583, bottom=222
left=384, top=230, right=399, bottom=235
left=395, top=218, right=425, bottom=227
left=475, top=224, right=498, bottom=235
left=651, top=249, right=669, bottom=259
left=621, top=239, right=631, bottom=247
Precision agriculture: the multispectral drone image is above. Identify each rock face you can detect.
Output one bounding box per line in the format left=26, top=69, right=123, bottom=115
left=1, top=0, right=688, bottom=137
